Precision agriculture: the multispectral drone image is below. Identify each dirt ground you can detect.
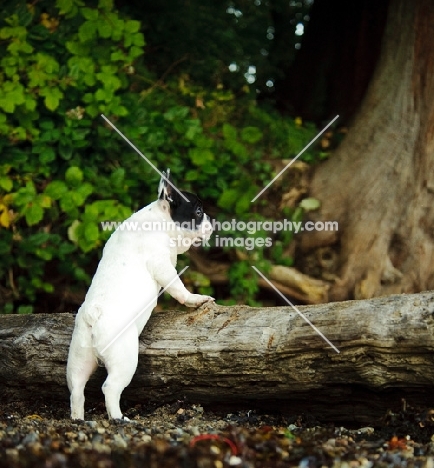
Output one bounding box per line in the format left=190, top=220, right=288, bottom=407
left=1, top=398, right=434, bottom=467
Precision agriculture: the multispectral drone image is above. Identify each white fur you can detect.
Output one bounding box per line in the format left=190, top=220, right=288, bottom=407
left=66, top=198, right=214, bottom=420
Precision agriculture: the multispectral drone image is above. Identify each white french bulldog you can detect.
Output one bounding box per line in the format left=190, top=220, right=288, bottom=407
left=66, top=170, right=214, bottom=420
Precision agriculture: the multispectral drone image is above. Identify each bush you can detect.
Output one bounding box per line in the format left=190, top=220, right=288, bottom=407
left=0, top=0, right=319, bottom=313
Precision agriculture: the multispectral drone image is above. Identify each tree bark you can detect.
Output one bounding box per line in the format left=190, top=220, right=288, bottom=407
left=1, top=291, right=434, bottom=423
left=300, top=0, right=434, bottom=302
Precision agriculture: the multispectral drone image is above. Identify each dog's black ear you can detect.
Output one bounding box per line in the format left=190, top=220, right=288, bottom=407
left=158, top=169, right=175, bottom=202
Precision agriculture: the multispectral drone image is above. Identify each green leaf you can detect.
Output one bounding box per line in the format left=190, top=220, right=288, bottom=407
left=110, top=167, right=125, bottom=186
left=56, top=0, right=74, bottom=15
left=28, top=233, right=50, bottom=245
left=78, top=20, right=97, bottom=41
left=81, top=7, right=98, bottom=21
left=241, top=126, right=263, bottom=144
left=0, top=27, right=13, bottom=39
left=36, top=194, right=52, bottom=208
left=41, top=87, right=63, bottom=111
left=0, top=97, right=14, bottom=113
left=71, top=190, right=87, bottom=207
left=60, top=195, right=77, bottom=213
left=0, top=81, right=25, bottom=113
left=45, top=180, right=68, bottom=199
left=194, top=134, right=213, bottom=148
left=222, top=123, right=237, bottom=141
left=66, top=40, right=90, bottom=56
left=128, top=46, right=143, bottom=59
left=111, top=18, right=124, bottom=41
left=185, top=121, right=202, bottom=140
left=299, top=197, right=321, bottom=211
left=235, top=194, right=251, bottom=214
left=65, top=166, right=83, bottom=185
left=76, top=182, right=93, bottom=200
left=39, top=147, right=56, bottom=164
left=98, top=0, right=113, bottom=9
left=188, top=148, right=214, bottom=166
left=227, top=140, right=247, bottom=159
left=0, top=177, right=13, bottom=192
left=59, top=143, right=73, bottom=160
left=95, top=88, right=113, bottom=102
left=84, top=222, right=99, bottom=242
left=18, top=305, right=33, bottom=314
left=39, top=120, right=54, bottom=130
left=35, top=248, right=53, bottom=261
left=124, top=20, right=140, bottom=33
left=3, top=302, right=13, bottom=314
left=97, top=19, right=112, bottom=38
left=25, top=204, right=44, bottom=226
left=67, top=219, right=81, bottom=243
left=83, top=73, right=96, bottom=86
left=185, top=170, right=198, bottom=181
left=84, top=202, right=99, bottom=220
left=217, top=189, right=239, bottom=209
left=132, top=33, right=145, bottom=47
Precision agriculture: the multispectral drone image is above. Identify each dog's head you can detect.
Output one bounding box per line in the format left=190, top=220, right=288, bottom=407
left=158, top=169, right=213, bottom=249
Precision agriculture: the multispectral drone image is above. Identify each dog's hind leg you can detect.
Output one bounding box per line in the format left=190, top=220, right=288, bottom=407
left=67, top=320, right=98, bottom=420
left=100, top=327, right=139, bottom=420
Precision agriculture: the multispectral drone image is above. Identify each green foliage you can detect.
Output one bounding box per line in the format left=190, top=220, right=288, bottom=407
left=0, top=0, right=145, bottom=312
left=0, top=0, right=322, bottom=312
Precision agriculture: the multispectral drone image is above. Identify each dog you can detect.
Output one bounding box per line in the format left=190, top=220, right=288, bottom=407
left=66, top=170, right=214, bottom=420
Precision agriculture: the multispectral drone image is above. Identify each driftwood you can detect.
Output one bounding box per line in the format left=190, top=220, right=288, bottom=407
left=1, top=291, right=434, bottom=423
left=189, top=250, right=330, bottom=304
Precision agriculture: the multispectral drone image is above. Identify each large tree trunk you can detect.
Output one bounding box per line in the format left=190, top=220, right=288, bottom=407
left=300, top=0, right=434, bottom=301
left=1, top=291, right=434, bottom=423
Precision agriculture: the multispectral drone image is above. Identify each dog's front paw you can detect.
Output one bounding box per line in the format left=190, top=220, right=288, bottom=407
left=184, top=294, right=215, bottom=308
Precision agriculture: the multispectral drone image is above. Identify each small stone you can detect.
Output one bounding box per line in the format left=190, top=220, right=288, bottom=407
left=5, top=448, right=19, bottom=460
left=229, top=455, right=242, bottom=466
left=92, top=434, right=104, bottom=444
left=113, top=434, right=127, bottom=448
left=97, top=427, right=105, bottom=434
left=141, top=434, right=152, bottom=443
left=22, top=432, right=39, bottom=445
left=177, top=408, right=185, bottom=415
left=85, top=421, right=97, bottom=428
left=210, top=445, right=220, bottom=455
left=92, top=442, right=111, bottom=454
left=353, top=427, right=374, bottom=435
left=51, top=454, right=67, bottom=465
left=51, top=440, right=61, bottom=450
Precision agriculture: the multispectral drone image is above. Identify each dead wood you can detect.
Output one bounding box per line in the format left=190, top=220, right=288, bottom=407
left=1, top=290, right=434, bottom=423
left=189, top=250, right=329, bottom=304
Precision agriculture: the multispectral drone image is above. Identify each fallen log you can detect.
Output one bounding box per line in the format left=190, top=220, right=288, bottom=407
left=1, top=291, right=434, bottom=423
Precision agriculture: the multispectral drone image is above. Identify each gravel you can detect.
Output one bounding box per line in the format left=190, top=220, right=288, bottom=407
left=1, top=399, right=434, bottom=467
